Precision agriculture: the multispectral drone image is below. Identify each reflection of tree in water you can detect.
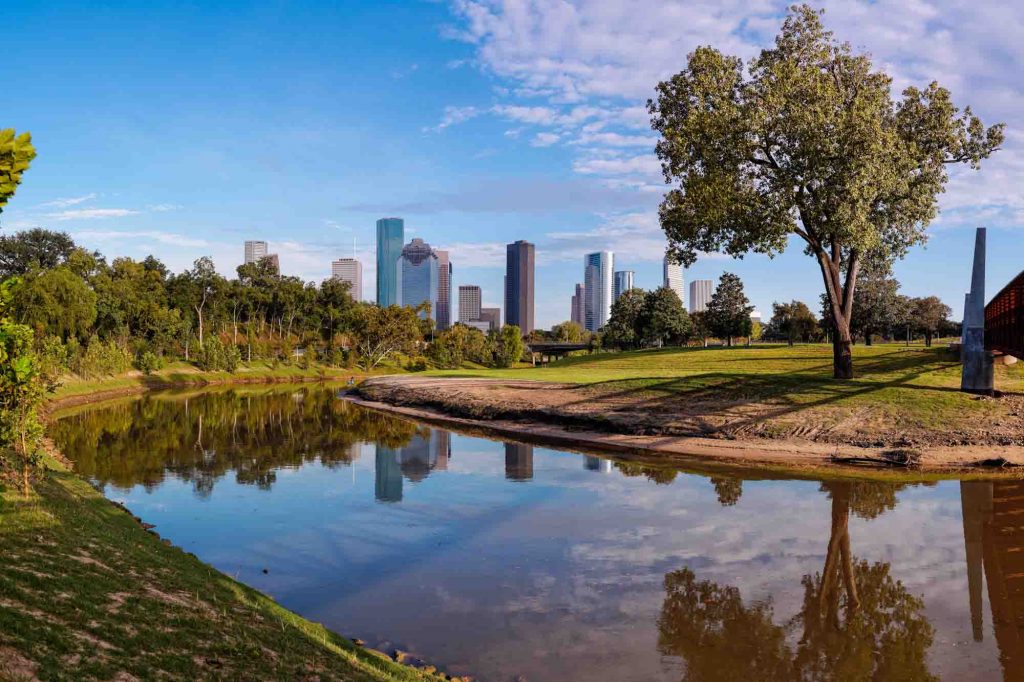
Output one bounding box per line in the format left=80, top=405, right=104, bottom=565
left=615, top=461, right=678, bottom=485
left=658, top=481, right=937, bottom=681
left=710, top=477, right=742, bottom=506
left=51, top=389, right=419, bottom=495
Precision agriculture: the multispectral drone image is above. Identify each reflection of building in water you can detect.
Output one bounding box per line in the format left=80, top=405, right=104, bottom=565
left=375, top=446, right=403, bottom=503
left=398, top=431, right=450, bottom=482
left=584, top=455, right=611, bottom=473
left=961, top=481, right=1024, bottom=678
left=504, top=443, right=534, bottom=481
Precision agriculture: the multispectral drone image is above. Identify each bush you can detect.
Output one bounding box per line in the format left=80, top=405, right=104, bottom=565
left=36, top=335, right=70, bottom=381
left=194, top=338, right=240, bottom=372
left=407, top=355, right=428, bottom=372
left=75, top=336, right=132, bottom=378
left=136, top=351, right=164, bottom=375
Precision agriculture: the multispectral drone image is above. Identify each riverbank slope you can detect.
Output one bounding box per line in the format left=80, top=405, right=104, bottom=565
left=356, top=344, right=1024, bottom=470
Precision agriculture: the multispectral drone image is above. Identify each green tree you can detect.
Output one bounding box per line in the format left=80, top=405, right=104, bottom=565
left=551, top=320, right=585, bottom=343
left=168, top=257, right=225, bottom=348
left=494, top=325, right=525, bottom=368
left=909, top=296, right=951, bottom=346
left=13, top=266, right=97, bottom=342
left=641, top=286, right=692, bottom=347
left=429, top=324, right=490, bottom=368
left=690, top=311, right=711, bottom=348
left=847, top=259, right=905, bottom=345
left=648, top=5, right=1002, bottom=378
left=706, top=273, right=752, bottom=346
left=317, top=277, right=355, bottom=349
left=0, top=129, right=36, bottom=216
left=768, top=300, right=818, bottom=345
left=0, top=228, right=76, bottom=277
left=350, top=304, right=424, bottom=370
left=603, top=288, right=647, bottom=350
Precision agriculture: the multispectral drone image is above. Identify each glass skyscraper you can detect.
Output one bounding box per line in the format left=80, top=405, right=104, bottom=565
left=613, top=270, right=635, bottom=301
left=584, top=251, right=614, bottom=331
left=398, top=238, right=439, bottom=320
left=504, top=240, right=535, bottom=334
left=376, top=217, right=404, bottom=306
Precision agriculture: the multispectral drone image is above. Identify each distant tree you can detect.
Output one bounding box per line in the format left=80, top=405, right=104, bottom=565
left=0, top=128, right=36, bottom=216
left=641, top=286, right=692, bottom=347
left=316, top=277, right=355, bottom=349
left=551, top=320, right=585, bottom=343
left=168, top=257, right=225, bottom=348
left=849, top=259, right=904, bottom=345
left=0, top=228, right=77, bottom=278
left=493, top=325, right=525, bottom=368
left=711, top=477, right=743, bottom=506
left=429, top=324, right=490, bottom=368
left=604, top=289, right=647, bottom=350
left=13, top=266, right=97, bottom=342
left=349, top=304, right=424, bottom=370
left=750, top=320, right=763, bottom=342
left=909, top=296, right=952, bottom=346
left=706, top=273, right=752, bottom=347
left=649, top=5, right=1002, bottom=378
left=690, top=311, right=711, bottom=348
left=768, top=300, right=818, bottom=346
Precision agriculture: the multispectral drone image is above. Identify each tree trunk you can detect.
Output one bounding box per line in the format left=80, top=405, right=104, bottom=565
left=788, top=336, right=794, bottom=347
left=833, top=331, right=853, bottom=380
left=816, top=249, right=859, bottom=380
left=865, top=333, right=872, bottom=346
left=925, top=333, right=933, bottom=347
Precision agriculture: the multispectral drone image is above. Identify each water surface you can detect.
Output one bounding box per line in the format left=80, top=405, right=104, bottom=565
left=52, top=387, right=1022, bottom=681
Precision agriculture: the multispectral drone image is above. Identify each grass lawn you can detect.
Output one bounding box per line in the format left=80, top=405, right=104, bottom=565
left=0, top=456, right=443, bottom=681
left=425, top=343, right=1024, bottom=443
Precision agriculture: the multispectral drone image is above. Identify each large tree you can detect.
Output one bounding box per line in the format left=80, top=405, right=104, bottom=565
left=13, top=266, right=98, bottom=342
left=641, top=286, right=692, bottom=347
left=0, top=129, right=35, bottom=216
left=768, top=300, right=818, bottom=346
left=603, top=288, right=648, bottom=350
left=909, top=296, right=952, bottom=347
left=706, top=273, right=752, bottom=347
left=0, top=228, right=76, bottom=277
left=649, top=5, right=1002, bottom=378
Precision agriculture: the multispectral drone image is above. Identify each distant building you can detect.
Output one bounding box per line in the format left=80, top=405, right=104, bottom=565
left=584, top=455, right=612, bottom=473
left=374, top=446, right=403, bottom=503
left=505, top=240, right=535, bottom=334
left=504, top=443, right=534, bottom=481
left=266, top=253, right=280, bottom=274
left=331, top=258, right=362, bottom=300
left=750, top=310, right=763, bottom=326
left=376, top=217, right=404, bottom=306
left=398, top=238, right=438, bottom=320
left=458, top=285, right=482, bottom=323
left=436, top=250, right=452, bottom=330
left=663, top=257, right=685, bottom=308
left=479, top=307, right=501, bottom=331
left=466, top=320, right=491, bottom=333
left=244, top=240, right=268, bottom=265
left=571, top=283, right=585, bottom=327
left=689, top=279, right=713, bottom=314
left=613, top=270, right=635, bottom=301
left=584, top=251, right=614, bottom=331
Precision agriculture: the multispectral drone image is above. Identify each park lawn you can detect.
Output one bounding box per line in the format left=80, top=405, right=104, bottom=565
left=428, top=344, right=1024, bottom=441
left=0, top=455, right=444, bottom=682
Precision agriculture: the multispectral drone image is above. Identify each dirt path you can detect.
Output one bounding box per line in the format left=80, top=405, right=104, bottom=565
left=354, top=376, right=1024, bottom=472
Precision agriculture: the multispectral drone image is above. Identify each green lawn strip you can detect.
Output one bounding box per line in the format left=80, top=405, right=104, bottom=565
left=0, top=458, right=444, bottom=681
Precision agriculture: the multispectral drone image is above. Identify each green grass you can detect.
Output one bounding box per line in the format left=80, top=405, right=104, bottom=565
left=427, top=343, right=1024, bottom=440
left=0, top=457, right=444, bottom=681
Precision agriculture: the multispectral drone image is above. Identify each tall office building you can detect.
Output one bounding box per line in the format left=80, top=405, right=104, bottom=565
left=689, top=279, right=713, bottom=313
left=398, top=238, right=438, bottom=320
left=584, top=251, right=614, bottom=332
left=613, top=270, right=635, bottom=301
left=663, top=257, right=685, bottom=308
left=571, top=283, right=585, bottom=326
left=331, top=258, right=362, bottom=300
left=458, top=285, right=482, bottom=324
left=504, top=240, right=535, bottom=334
left=244, top=240, right=268, bottom=265
left=435, top=250, right=452, bottom=330
left=375, top=446, right=403, bottom=503
left=376, top=218, right=404, bottom=306
left=480, top=307, right=501, bottom=331
left=266, top=253, right=280, bottom=274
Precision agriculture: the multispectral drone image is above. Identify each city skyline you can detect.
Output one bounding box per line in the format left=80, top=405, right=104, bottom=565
left=584, top=251, right=614, bottom=332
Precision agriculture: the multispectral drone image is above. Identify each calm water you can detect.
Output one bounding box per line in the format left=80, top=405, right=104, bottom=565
left=52, top=387, right=1021, bottom=681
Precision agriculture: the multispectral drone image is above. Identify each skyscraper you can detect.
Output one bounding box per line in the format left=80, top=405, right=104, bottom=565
left=689, top=279, right=713, bottom=313
left=613, top=270, right=635, bottom=301
left=266, top=253, right=280, bottom=274
left=458, top=285, right=482, bottom=324
left=663, top=257, right=685, bottom=308
left=376, top=217, right=404, bottom=306
left=398, top=238, right=438, bottom=320
left=505, top=240, right=535, bottom=334
left=571, top=283, right=585, bottom=326
left=584, top=251, right=614, bottom=331
left=480, top=307, right=501, bottom=331
left=331, top=258, right=362, bottom=300
left=435, top=250, right=452, bottom=330
left=244, top=240, right=267, bottom=265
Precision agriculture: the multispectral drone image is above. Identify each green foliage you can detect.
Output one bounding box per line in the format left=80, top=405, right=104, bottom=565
left=649, top=4, right=1002, bottom=377
left=604, top=289, right=647, bottom=350
left=350, top=304, right=424, bottom=370
left=136, top=351, right=164, bottom=375
left=36, top=334, right=71, bottom=381
left=13, top=266, right=98, bottom=341
left=767, top=300, right=819, bottom=345
left=908, top=296, right=952, bottom=346
left=195, top=337, right=240, bottom=372
left=406, top=355, right=429, bottom=372
left=428, top=324, right=491, bottom=369
left=493, top=325, right=525, bottom=368
left=551, top=320, right=586, bottom=343
left=0, top=128, right=36, bottom=215
left=75, top=336, right=133, bottom=379
left=642, top=286, right=692, bottom=347
left=0, top=228, right=76, bottom=278
left=706, top=273, right=753, bottom=346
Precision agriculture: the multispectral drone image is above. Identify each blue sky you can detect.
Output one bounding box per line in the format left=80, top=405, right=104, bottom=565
left=2, top=0, right=1022, bottom=327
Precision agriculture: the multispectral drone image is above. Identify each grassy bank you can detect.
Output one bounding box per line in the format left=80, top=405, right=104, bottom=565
left=418, top=343, right=1024, bottom=447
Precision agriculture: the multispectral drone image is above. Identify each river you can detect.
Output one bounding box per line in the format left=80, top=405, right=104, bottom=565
left=50, top=386, right=1017, bottom=681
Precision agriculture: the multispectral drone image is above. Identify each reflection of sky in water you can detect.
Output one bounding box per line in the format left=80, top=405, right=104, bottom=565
left=64, top=394, right=1006, bottom=682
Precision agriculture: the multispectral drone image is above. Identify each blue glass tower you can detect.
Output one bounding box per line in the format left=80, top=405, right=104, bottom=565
left=376, top=217, right=404, bottom=306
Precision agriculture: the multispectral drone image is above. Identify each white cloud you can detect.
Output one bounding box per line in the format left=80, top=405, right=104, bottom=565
left=530, top=132, right=560, bottom=147
left=37, top=193, right=97, bottom=208
left=147, top=203, right=182, bottom=212
left=425, top=105, right=483, bottom=132
left=46, top=208, right=138, bottom=221
left=573, top=154, right=660, bottom=177
left=71, top=229, right=210, bottom=249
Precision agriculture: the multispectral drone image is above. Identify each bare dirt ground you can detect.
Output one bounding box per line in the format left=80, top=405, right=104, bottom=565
left=355, top=376, right=1024, bottom=471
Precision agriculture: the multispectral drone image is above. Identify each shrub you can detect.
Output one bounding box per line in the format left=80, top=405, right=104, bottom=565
left=75, top=336, right=132, bottom=378
left=136, top=351, right=164, bottom=375
left=407, top=355, right=428, bottom=372
left=195, top=338, right=240, bottom=372
left=36, top=335, right=70, bottom=381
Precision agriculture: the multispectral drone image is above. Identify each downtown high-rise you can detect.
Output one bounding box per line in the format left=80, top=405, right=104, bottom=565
left=244, top=240, right=268, bottom=264
left=331, top=258, right=362, bottom=300
left=398, top=238, right=438, bottom=320
left=689, top=279, right=713, bottom=313
left=376, top=218, right=404, bottom=306
left=504, top=240, right=535, bottom=334
left=458, top=285, right=482, bottom=324
left=435, top=249, right=452, bottom=330
left=570, top=283, right=585, bottom=326
left=584, top=251, right=614, bottom=331
left=663, top=257, right=685, bottom=308
left=613, top=270, right=634, bottom=301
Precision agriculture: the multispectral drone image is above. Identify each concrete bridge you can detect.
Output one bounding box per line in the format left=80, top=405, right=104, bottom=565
left=526, top=342, right=590, bottom=365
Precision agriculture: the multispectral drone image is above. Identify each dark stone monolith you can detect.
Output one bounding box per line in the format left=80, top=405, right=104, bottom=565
left=961, top=227, right=994, bottom=394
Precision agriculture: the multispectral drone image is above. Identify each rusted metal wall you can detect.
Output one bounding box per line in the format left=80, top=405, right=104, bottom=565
left=986, top=270, right=1024, bottom=358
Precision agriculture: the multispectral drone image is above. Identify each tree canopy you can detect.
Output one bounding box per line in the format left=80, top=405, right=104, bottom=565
left=649, top=4, right=1002, bottom=378
left=706, top=273, right=752, bottom=346
left=0, top=129, right=35, bottom=215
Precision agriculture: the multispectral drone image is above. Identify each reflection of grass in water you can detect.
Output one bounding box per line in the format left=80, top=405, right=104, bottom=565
left=428, top=343, right=1024, bottom=440
left=0, top=458, right=443, bottom=681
